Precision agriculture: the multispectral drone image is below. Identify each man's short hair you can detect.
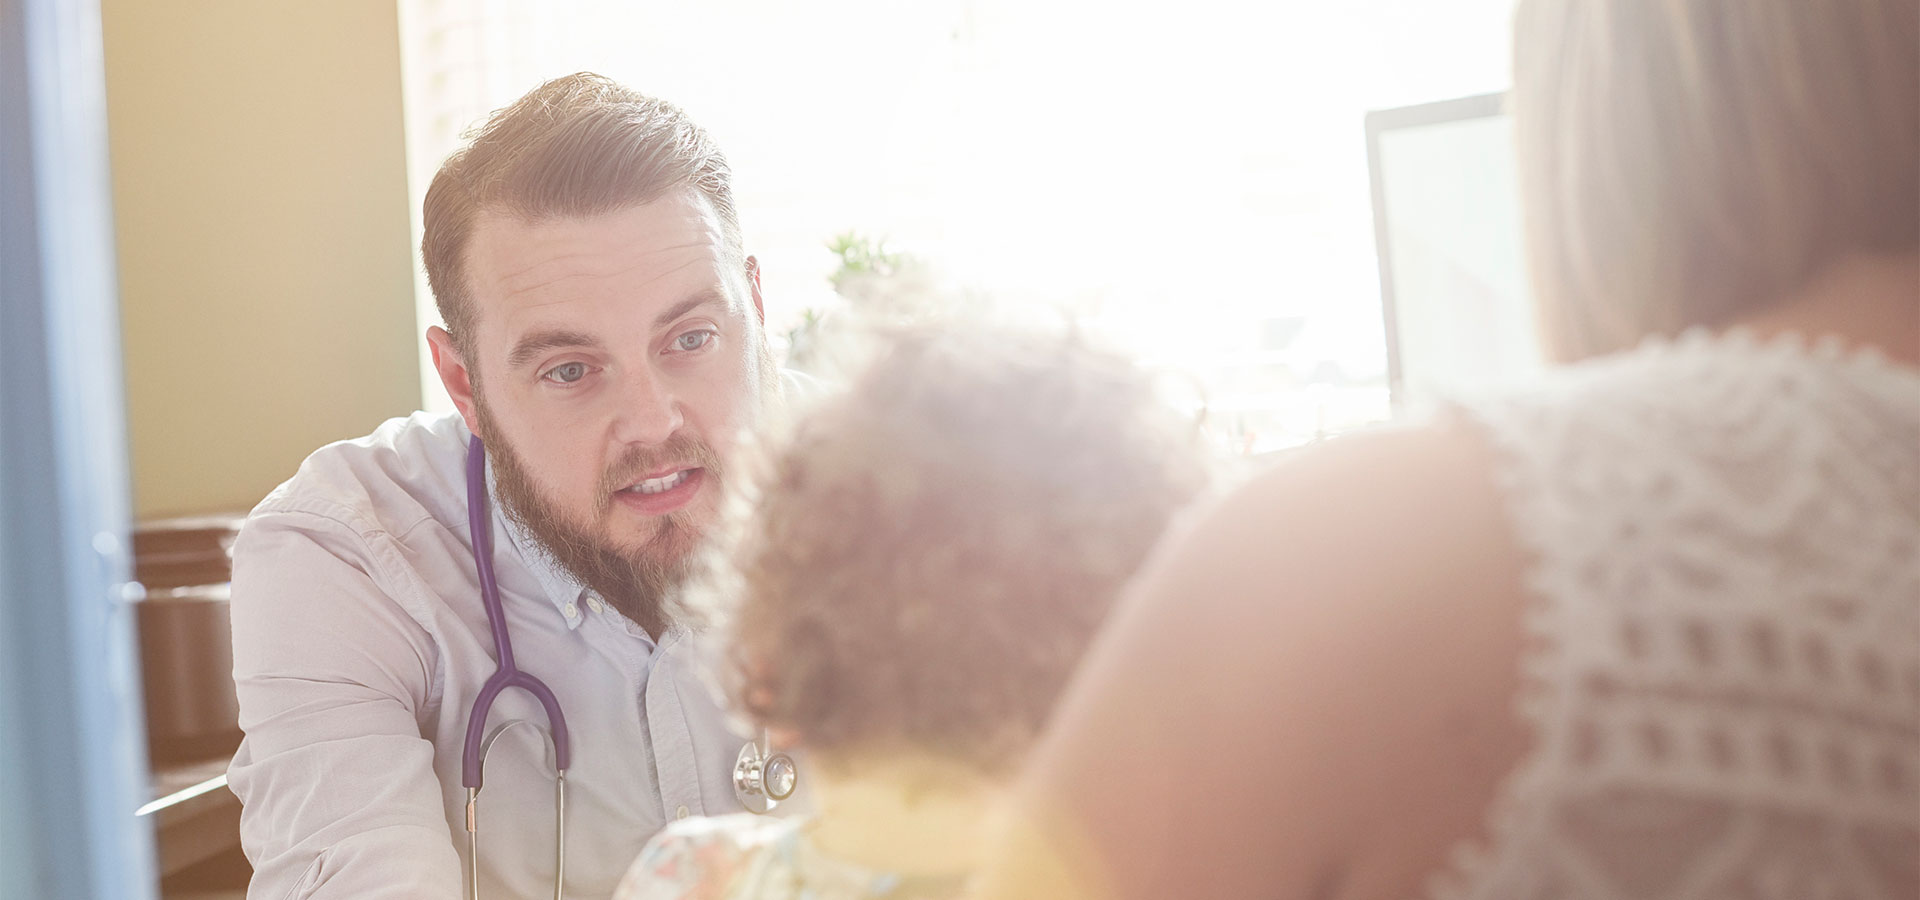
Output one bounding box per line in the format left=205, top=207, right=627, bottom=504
left=421, top=73, right=740, bottom=363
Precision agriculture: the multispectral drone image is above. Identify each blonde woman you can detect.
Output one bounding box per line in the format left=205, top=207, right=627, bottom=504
left=973, top=1, right=1919, bottom=898
left=612, top=321, right=1209, bottom=900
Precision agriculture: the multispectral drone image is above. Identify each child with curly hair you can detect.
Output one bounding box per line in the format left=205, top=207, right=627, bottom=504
left=612, top=319, right=1210, bottom=900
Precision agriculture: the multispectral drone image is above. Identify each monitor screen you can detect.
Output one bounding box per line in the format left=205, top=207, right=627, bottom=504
left=1366, top=93, right=1543, bottom=412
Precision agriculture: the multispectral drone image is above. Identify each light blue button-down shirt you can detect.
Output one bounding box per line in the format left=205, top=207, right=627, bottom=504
left=228, top=410, right=765, bottom=899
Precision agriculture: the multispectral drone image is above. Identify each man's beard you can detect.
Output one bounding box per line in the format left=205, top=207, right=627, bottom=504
left=474, top=400, right=720, bottom=638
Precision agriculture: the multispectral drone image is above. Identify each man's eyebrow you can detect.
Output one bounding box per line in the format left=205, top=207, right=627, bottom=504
left=506, top=329, right=602, bottom=370
left=653, top=287, right=731, bottom=331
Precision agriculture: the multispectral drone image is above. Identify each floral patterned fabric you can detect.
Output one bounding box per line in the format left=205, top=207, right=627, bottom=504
left=613, top=814, right=970, bottom=900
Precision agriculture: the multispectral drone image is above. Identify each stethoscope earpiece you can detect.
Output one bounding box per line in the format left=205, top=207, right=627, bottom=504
left=734, top=735, right=798, bottom=814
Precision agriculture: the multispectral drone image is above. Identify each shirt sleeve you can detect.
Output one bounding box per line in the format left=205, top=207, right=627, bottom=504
left=227, top=508, right=460, bottom=899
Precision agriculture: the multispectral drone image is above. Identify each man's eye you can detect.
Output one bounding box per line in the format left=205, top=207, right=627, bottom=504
left=674, top=330, right=716, bottom=352
left=543, top=362, right=589, bottom=384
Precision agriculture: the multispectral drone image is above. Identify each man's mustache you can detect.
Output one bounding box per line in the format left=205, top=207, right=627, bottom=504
left=595, top=434, right=723, bottom=499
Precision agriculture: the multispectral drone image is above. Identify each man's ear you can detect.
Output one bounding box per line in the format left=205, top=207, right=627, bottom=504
left=745, top=255, right=765, bottom=325
left=426, top=325, right=482, bottom=435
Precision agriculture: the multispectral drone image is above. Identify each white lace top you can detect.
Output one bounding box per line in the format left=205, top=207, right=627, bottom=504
left=1438, top=331, right=1920, bottom=900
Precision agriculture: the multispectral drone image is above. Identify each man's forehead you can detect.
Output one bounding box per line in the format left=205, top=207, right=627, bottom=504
left=464, top=191, right=744, bottom=315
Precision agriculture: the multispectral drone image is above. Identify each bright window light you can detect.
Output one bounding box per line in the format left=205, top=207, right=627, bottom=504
left=400, top=0, right=1516, bottom=452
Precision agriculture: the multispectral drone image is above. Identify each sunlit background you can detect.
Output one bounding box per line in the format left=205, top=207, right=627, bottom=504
left=399, top=0, right=1518, bottom=451
left=11, top=2, right=1536, bottom=896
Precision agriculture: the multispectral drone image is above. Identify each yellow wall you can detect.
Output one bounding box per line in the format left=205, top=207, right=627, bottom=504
left=105, top=0, right=422, bottom=518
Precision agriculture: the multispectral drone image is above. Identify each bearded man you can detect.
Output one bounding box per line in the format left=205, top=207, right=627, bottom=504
left=228, top=73, right=797, bottom=899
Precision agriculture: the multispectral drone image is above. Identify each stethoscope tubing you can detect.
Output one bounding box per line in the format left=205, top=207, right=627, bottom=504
left=456, top=432, right=788, bottom=900
left=461, top=435, right=570, bottom=900
left=462, top=436, right=573, bottom=786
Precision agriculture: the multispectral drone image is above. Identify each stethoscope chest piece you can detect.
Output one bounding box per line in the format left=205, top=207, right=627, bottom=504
left=733, top=737, right=798, bottom=814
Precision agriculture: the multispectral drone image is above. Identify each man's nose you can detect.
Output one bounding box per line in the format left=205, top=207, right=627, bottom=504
left=610, top=365, right=684, bottom=446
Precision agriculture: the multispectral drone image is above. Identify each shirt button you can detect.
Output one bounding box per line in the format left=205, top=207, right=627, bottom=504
left=563, top=602, right=579, bottom=619
left=587, top=597, right=604, bottom=614
left=675, top=805, right=690, bottom=819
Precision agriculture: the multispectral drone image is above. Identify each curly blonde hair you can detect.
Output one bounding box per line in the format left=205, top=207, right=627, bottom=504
left=710, top=320, right=1209, bottom=775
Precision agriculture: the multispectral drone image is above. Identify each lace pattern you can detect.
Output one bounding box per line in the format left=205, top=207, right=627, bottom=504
left=1435, top=331, right=1920, bottom=900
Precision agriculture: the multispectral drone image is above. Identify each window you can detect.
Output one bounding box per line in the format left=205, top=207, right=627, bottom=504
left=400, top=0, right=1515, bottom=451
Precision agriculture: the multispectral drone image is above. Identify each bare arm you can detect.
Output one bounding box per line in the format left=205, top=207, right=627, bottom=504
left=974, top=419, right=1532, bottom=899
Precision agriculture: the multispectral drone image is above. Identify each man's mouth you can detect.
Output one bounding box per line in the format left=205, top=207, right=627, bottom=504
left=611, top=466, right=706, bottom=517
left=623, top=469, right=694, bottom=495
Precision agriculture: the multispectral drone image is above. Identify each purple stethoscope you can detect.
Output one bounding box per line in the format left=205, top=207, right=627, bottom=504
left=462, top=435, right=570, bottom=900
left=458, top=436, right=796, bottom=899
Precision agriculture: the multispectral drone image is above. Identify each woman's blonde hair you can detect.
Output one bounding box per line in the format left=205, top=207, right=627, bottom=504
left=1512, top=0, right=1918, bottom=361
left=711, top=320, right=1209, bottom=775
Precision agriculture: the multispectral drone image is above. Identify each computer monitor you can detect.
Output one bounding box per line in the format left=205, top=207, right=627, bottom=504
left=1366, top=92, right=1544, bottom=413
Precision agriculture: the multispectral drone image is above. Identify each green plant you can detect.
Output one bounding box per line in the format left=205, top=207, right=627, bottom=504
left=785, top=231, right=934, bottom=373
left=825, top=231, right=907, bottom=297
